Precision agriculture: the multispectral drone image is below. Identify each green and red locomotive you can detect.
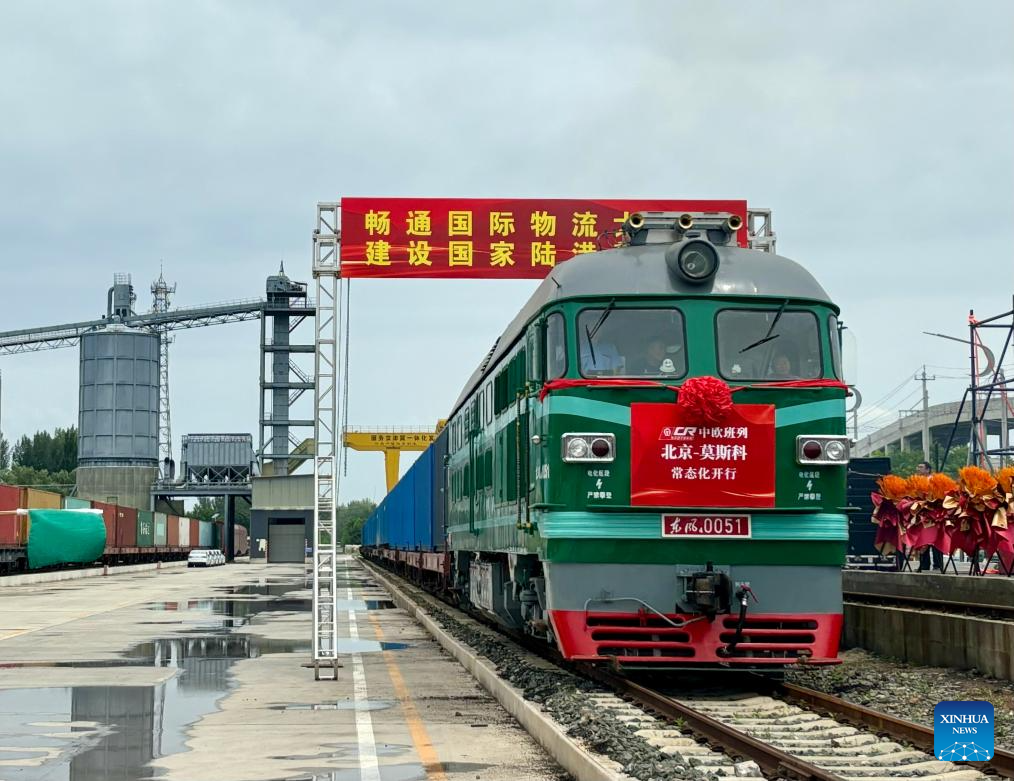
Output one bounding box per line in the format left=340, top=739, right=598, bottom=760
left=362, top=209, right=849, bottom=669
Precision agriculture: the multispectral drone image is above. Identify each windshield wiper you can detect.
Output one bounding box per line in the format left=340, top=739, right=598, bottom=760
left=584, top=324, right=598, bottom=367
left=588, top=298, right=616, bottom=341
left=739, top=299, right=789, bottom=354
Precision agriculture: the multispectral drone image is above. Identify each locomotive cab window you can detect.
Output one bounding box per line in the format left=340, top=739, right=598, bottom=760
left=716, top=308, right=822, bottom=381
left=828, top=314, right=843, bottom=380
left=577, top=307, right=686, bottom=378
left=545, top=312, right=567, bottom=380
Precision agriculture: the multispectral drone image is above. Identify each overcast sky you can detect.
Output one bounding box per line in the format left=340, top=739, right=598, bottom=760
left=1, top=1, right=1012, bottom=502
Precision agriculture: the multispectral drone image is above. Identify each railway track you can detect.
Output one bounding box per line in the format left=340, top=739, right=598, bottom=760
left=590, top=669, right=1010, bottom=780
left=363, top=558, right=1011, bottom=781
left=844, top=590, right=1014, bottom=619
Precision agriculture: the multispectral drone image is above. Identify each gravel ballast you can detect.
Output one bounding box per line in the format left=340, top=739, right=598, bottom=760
left=789, top=648, right=1014, bottom=750
left=382, top=575, right=721, bottom=781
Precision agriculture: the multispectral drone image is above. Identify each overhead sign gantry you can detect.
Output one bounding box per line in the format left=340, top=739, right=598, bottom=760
left=308, top=197, right=775, bottom=679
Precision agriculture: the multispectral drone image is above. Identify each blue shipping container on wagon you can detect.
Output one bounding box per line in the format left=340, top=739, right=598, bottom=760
left=362, top=428, right=448, bottom=552
left=430, top=428, right=448, bottom=550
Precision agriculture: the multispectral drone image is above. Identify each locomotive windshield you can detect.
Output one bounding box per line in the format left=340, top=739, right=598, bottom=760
left=578, top=307, right=686, bottom=378
left=716, top=308, right=822, bottom=381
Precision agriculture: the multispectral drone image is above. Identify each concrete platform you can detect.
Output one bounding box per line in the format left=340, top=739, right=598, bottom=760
left=0, top=555, right=563, bottom=780
left=843, top=569, right=1014, bottom=609
left=843, top=570, right=1014, bottom=680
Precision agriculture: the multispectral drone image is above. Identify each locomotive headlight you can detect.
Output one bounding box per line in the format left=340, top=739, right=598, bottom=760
left=824, top=440, right=847, bottom=461
left=665, top=240, right=720, bottom=284
left=796, top=435, right=850, bottom=465
left=566, top=438, right=589, bottom=460
left=562, top=433, right=616, bottom=463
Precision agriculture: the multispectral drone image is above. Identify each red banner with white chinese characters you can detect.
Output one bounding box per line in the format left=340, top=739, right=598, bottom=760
left=630, top=403, right=775, bottom=508
left=339, top=198, right=749, bottom=278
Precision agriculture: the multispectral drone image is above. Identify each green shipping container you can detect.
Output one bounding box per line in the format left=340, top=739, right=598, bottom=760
left=27, top=509, right=106, bottom=569
left=63, top=496, right=92, bottom=510
left=137, top=510, right=155, bottom=548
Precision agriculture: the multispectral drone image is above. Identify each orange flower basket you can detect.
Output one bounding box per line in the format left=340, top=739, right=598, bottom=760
left=928, top=473, right=958, bottom=501
left=958, top=466, right=997, bottom=499
left=877, top=474, right=909, bottom=502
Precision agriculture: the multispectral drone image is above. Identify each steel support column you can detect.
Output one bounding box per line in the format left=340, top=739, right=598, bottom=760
left=311, top=202, right=341, bottom=680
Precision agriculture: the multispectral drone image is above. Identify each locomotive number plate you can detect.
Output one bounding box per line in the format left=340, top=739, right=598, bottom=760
left=661, top=514, right=751, bottom=539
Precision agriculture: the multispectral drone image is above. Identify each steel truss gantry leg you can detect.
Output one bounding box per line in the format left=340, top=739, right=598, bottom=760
left=311, top=202, right=341, bottom=680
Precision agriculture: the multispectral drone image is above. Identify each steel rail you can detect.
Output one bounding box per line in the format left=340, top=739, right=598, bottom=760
left=365, top=559, right=841, bottom=780
left=844, top=590, right=1014, bottom=617
left=583, top=667, right=846, bottom=781
left=777, top=681, right=1014, bottom=777
left=364, top=555, right=1008, bottom=779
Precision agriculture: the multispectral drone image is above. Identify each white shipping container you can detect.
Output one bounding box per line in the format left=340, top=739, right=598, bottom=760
left=154, top=512, right=168, bottom=546
left=179, top=516, right=190, bottom=547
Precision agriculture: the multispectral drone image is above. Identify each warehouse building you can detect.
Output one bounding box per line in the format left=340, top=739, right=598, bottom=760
left=249, top=475, right=313, bottom=563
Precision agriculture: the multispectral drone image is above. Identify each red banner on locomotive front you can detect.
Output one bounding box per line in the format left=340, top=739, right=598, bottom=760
left=630, top=403, right=776, bottom=508
left=339, top=197, right=749, bottom=279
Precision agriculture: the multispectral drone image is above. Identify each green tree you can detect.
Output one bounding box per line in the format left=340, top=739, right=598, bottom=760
left=338, top=498, right=377, bottom=545
left=188, top=496, right=251, bottom=526
left=0, top=433, right=9, bottom=470
left=11, top=426, right=77, bottom=472
left=0, top=464, right=76, bottom=496
left=869, top=444, right=970, bottom=479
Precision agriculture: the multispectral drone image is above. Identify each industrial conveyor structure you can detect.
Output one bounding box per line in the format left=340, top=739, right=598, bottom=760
left=0, top=270, right=316, bottom=530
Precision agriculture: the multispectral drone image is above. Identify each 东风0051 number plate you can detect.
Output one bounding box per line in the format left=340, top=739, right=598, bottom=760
left=661, top=514, right=751, bottom=539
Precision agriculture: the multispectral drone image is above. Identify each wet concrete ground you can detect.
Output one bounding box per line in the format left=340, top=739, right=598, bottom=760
left=0, top=556, right=562, bottom=780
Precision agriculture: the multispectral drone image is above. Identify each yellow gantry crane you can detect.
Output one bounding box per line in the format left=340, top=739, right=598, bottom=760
left=343, top=421, right=447, bottom=493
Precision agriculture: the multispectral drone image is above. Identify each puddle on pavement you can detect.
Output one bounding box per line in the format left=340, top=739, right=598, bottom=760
left=0, top=659, right=149, bottom=669
left=274, top=741, right=409, bottom=761
left=269, top=699, right=395, bottom=711
left=216, top=583, right=304, bottom=597
left=283, top=763, right=428, bottom=781
left=127, top=635, right=311, bottom=665
left=0, top=572, right=406, bottom=779
left=0, top=582, right=315, bottom=781
left=333, top=640, right=410, bottom=654
left=332, top=599, right=397, bottom=612
left=146, top=597, right=311, bottom=629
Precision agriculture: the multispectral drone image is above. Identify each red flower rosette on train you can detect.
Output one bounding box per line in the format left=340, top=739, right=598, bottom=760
left=676, top=376, right=734, bottom=426
left=871, top=475, right=908, bottom=555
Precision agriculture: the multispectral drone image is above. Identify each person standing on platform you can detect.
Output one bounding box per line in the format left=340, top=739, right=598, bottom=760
left=916, top=460, right=944, bottom=572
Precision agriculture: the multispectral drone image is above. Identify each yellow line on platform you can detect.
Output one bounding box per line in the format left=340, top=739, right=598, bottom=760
left=367, top=613, right=448, bottom=781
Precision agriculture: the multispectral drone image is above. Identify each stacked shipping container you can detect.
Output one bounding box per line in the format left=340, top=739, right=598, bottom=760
left=0, top=479, right=222, bottom=571
left=361, top=428, right=448, bottom=552
left=0, top=484, right=23, bottom=546
left=115, top=506, right=138, bottom=548
left=154, top=512, right=168, bottom=546
left=137, top=511, right=155, bottom=548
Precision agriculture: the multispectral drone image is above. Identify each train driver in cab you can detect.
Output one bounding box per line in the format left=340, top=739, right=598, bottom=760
left=769, top=351, right=795, bottom=379
left=632, top=338, right=680, bottom=376
left=580, top=338, right=625, bottom=375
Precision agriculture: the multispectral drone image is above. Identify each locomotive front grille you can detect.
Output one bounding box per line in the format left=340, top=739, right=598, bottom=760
left=718, top=617, right=819, bottom=658
left=597, top=644, right=696, bottom=658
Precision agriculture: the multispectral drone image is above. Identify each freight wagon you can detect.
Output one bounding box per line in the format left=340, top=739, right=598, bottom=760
left=361, top=429, right=449, bottom=579
left=0, top=484, right=211, bottom=573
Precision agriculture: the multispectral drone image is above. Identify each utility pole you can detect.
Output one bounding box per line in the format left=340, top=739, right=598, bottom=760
left=918, top=365, right=936, bottom=461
